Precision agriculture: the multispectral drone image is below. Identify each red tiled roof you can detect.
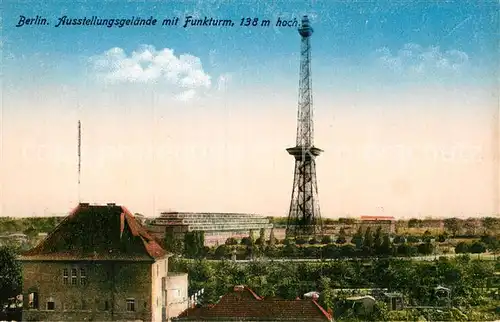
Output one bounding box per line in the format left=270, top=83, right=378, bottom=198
left=20, top=203, right=169, bottom=261
left=175, top=285, right=332, bottom=321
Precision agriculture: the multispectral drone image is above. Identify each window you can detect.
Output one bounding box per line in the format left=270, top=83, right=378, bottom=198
left=173, top=289, right=181, bottom=298
left=156, top=264, right=159, bottom=276
left=63, top=269, right=69, bottom=285
left=71, top=268, right=77, bottom=285
left=104, top=300, right=109, bottom=311
left=47, top=298, right=55, bottom=311
left=80, top=268, right=86, bottom=285
left=28, top=292, right=39, bottom=309
left=126, top=299, right=135, bottom=312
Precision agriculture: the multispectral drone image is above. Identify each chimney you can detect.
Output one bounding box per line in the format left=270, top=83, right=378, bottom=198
left=80, top=203, right=89, bottom=207
left=107, top=203, right=116, bottom=207
left=233, top=285, right=245, bottom=292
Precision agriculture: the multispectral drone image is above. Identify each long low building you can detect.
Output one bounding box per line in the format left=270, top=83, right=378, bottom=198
left=148, top=212, right=273, bottom=246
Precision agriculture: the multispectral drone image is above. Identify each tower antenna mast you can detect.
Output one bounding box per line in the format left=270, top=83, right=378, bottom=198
left=77, top=119, right=81, bottom=202
left=285, top=15, right=323, bottom=238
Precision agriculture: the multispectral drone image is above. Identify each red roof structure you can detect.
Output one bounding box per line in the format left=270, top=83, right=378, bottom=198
left=174, top=285, right=333, bottom=321
left=20, top=203, right=168, bottom=261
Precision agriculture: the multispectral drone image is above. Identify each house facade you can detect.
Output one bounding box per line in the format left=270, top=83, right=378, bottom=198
left=19, top=203, right=188, bottom=322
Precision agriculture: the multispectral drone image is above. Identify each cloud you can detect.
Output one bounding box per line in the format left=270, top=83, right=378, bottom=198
left=174, top=89, right=196, bottom=102
left=376, top=43, right=469, bottom=75
left=217, top=73, right=232, bottom=92
left=89, top=45, right=211, bottom=100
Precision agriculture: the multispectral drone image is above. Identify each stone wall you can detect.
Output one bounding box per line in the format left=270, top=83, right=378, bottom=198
left=22, top=260, right=155, bottom=321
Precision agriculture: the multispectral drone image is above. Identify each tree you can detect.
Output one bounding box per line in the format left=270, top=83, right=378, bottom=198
left=362, top=227, right=373, bottom=256
left=184, top=231, right=205, bottom=258
left=214, top=245, right=233, bottom=259
left=363, top=227, right=373, bottom=248
left=408, top=218, right=422, bottom=228
left=259, top=228, right=266, bottom=243
left=397, top=243, right=416, bottom=257
left=336, top=228, right=347, bottom=244
left=164, top=231, right=183, bottom=254
left=318, top=277, right=335, bottom=311
left=379, top=235, right=392, bottom=256
left=483, top=217, right=500, bottom=231
left=0, top=246, right=22, bottom=309
left=444, top=218, right=461, bottom=237
left=249, top=230, right=257, bottom=244
left=282, top=243, right=299, bottom=258
left=373, top=226, right=383, bottom=253
left=322, top=244, right=339, bottom=258
left=268, top=228, right=277, bottom=246
left=352, top=227, right=364, bottom=249
left=417, top=241, right=434, bottom=255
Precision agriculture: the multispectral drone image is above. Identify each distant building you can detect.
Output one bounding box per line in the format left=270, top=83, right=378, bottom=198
left=358, top=216, right=396, bottom=234
left=19, top=202, right=188, bottom=322
left=134, top=213, right=147, bottom=225
left=173, top=285, right=333, bottom=321
left=148, top=212, right=273, bottom=246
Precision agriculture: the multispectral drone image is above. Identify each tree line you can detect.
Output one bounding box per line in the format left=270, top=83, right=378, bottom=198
left=165, top=226, right=499, bottom=260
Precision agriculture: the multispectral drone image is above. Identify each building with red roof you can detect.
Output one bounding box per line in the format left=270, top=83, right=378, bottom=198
left=19, top=202, right=188, bottom=322
left=173, top=285, right=333, bottom=321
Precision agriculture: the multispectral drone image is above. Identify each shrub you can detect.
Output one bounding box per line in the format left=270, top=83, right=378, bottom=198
left=469, top=241, right=487, bottom=254
left=335, top=236, right=347, bottom=244
left=241, top=237, right=251, bottom=246
left=321, top=235, right=333, bottom=244
left=393, top=235, right=406, bottom=244
left=455, top=242, right=469, bottom=253
left=407, top=235, right=421, bottom=243
left=309, top=237, right=320, bottom=245
left=295, top=237, right=308, bottom=245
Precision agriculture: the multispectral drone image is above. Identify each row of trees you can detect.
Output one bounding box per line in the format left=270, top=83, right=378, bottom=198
left=270, top=216, right=500, bottom=237
left=164, top=225, right=499, bottom=260
left=0, top=217, right=62, bottom=237
left=164, top=230, right=205, bottom=257
left=212, top=226, right=437, bottom=260
left=170, top=256, right=500, bottom=321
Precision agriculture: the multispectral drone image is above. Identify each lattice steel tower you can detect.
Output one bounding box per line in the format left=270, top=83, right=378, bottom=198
left=286, top=15, right=323, bottom=238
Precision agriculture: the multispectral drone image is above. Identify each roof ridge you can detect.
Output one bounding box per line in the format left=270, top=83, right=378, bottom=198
left=244, top=286, right=263, bottom=300
left=312, top=299, right=333, bottom=321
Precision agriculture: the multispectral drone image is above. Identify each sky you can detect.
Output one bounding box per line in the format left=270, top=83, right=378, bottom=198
left=1, top=0, right=499, bottom=219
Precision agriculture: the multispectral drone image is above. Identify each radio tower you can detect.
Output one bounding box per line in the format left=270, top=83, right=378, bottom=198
left=286, top=15, right=323, bottom=238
